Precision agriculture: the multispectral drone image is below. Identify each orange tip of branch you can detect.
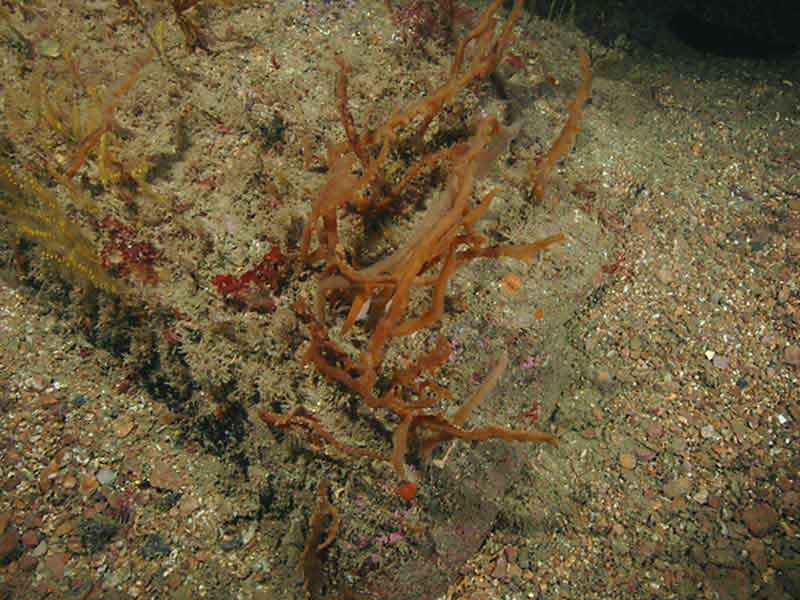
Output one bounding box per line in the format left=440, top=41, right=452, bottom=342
left=396, top=481, right=417, bottom=502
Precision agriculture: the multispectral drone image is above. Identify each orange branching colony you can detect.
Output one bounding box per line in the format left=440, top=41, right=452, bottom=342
left=301, top=481, right=340, bottom=600
left=259, top=0, right=592, bottom=498
left=529, top=47, right=593, bottom=201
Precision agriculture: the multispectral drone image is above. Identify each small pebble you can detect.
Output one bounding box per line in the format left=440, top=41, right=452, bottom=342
left=741, top=503, right=779, bottom=537
left=619, top=453, right=636, bottom=470
left=96, top=468, right=117, bottom=486
left=646, top=422, right=663, bottom=439
left=43, top=552, right=67, bottom=578
left=0, top=528, right=20, bottom=563
left=491, top=555, right=508, bottom=580
left=712, top=354, right=729, bottom=369
left=80, top=473, right=98, bottom=496
left=40, top=393, right=59, bottom=407
left=149, top=462, right=182, bottom=491
left=785, top=345, right=800, bottom=366
left=592, top=368, right=614, bottom=390
left=21, top=530, right=39, bottom=547
left=220, top=538, right=242, bottom=552
left=112, top=415, right=135, bottom=438
left=664, top=476, right=692, bottom=499
left=656, top=266, right=673, bottom=284
left=27, top=375, right=48, bottom=392
left=0, top=513, right=10, bottom=534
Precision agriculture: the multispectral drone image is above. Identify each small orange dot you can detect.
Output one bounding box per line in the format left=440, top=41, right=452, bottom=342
left=396, top=481, right=417, bottom=502
left=500, top=272, right=522, bottom=295
left=533, top=307, right=544, bottom=320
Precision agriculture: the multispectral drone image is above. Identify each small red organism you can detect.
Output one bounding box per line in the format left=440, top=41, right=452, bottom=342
left=601, top=250, right=626, bottom=275
left=99, top=216, right=160, bottom=285
left=520, top=399, right=540, bottom=422
left=212, top=246, right=285, bottom=313
left=396, top=481, right=417, bottom=502
left=387, top=0, right=474, bottom=47
left=161, top=326, right=180, bottom=346
left=505, top=52, right=525, bottom=70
